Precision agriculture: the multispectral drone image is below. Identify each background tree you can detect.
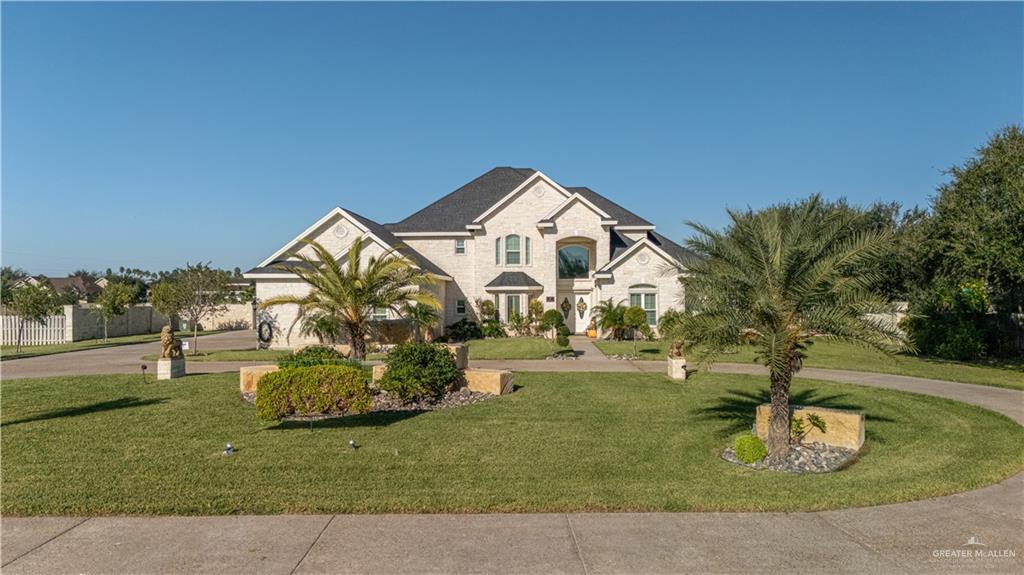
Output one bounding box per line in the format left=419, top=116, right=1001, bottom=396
left=676, top=196, right=909, bottom=462
left=539, top=309, right=565, bottom=351
left=156, top=263, right=232, bottom=354
left=261, top=240, right=438, bottom=359
left=149, top=280, right=185, bottom=327
left=8, top=283, right=61, bottom=352
left=94, top=281, right=136, bottom=341
left=1, top=267, right=29, bottom=306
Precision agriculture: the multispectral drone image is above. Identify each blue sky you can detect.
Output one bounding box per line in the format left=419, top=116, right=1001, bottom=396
left=3, top=2, right=1021, bottom=276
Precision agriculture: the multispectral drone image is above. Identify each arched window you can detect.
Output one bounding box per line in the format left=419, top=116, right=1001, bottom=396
left=628, top=284, right=658, bottom=326
left=505, top=235, right=521, bottom=265
left=558, top=246, right=590, bottom=279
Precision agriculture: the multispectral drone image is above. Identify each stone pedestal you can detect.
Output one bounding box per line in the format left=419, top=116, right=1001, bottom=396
left=464, top=368, right=514, bottom=395
left=667, top=357, right=687, bottom=380
left=755, top=404, right=865, bottom=450
left=157, top=357, right=185, bottom=380
left=239, top=365, right=279, bottom=393
left=442, top=343, right=469, bottom=370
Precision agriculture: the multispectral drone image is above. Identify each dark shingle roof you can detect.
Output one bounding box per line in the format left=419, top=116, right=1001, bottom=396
left=610, top=229, right=635, bottom=261
left=567, top=187, right=652, bottom=227
left=386, top=167, right=536, bottom=233
left=246, top=210, right=449, bottom=277
left=484, top=271, right=543, bottom=289
left=648, top=231, right=702, bottom=266
left=385, top=168, right=653, bottom=232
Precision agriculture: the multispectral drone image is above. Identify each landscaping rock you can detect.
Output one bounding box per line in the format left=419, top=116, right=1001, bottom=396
left=721, top=442, right=857, bottom=473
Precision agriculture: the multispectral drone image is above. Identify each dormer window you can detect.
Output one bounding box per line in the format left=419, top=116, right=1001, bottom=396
left=505, top=235, right=521, bottom=265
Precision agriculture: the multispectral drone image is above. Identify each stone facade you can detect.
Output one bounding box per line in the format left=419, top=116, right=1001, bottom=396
left=247, top=169, right=694, bottom=348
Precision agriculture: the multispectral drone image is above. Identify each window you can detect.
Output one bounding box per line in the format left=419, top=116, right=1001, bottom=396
left=629, top=292, right=657, bottom=325
left=525, top=237, right=532, bottom=265
left=506, top=294, right=521, bottom=321
left=558, top=245, right=590, bottom=279
left=454, top=239, right=466, bottom=255
left=505, top=235, right=521, bottom=265
left=495, top=238, right=501, bottom=265
left=455, top=299, right=467, bottom=314
left=372, top=307, right=389, bottom=321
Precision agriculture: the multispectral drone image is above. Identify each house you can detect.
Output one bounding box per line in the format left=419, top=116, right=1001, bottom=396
left=16, top=275, right=104, bottom=301
left=245, top=168, right=697, bottom=348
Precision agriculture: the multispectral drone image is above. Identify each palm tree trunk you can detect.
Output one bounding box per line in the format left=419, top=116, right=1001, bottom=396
left=766, top=367, right=793, bottom=463
left=350, top=323, right=367, bottom=360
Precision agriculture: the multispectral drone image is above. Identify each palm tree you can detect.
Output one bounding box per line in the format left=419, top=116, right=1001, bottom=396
left=591, top=298, right=626, bottom=340
left=401, top=302, right=440, bottom=343
left=299, top=311, right=343, bottom=345
left=260, top=240, right=439, bottom=359
left=673, top=196, right=911, bottom=463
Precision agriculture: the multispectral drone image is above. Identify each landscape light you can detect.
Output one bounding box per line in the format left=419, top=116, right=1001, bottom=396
left=349, top=440, right=358, bottom=450
left=224, top=443, right=233, bottom=456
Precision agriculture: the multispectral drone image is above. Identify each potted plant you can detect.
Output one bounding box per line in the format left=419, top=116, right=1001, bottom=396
left=586, top=320, right=597, bottom=339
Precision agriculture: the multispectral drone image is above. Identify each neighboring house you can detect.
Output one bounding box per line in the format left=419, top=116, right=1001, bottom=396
left=16, top=276, right=103, bottom=302
left=245, top=167, right=698, bottom=348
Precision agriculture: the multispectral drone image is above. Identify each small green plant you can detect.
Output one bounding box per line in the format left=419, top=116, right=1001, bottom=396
left=379, top=342, right=462, bottom=401
left=527, top=299, right=545, bottom=335
left=623, top=306, right=648, bottom=357
left=481, top=319, right=507, bottom=338
left=256, top=364, right=372, bottom=420
left=790, top=413, right=828, bottom=444
left=477, top=299, right=498, bottom=321
left=507, top=312, right=530, bottom=336
left=734, top=434, right=768, bottom=464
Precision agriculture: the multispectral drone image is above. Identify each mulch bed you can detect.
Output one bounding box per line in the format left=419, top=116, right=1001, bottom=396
left=721, top=442, right=858, bottom=473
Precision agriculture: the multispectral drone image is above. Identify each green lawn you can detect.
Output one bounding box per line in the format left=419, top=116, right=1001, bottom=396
left=466, top=337, right=571, bottom=360
left=1, top=331, right=222, bottom=361
left=593, top=339, right=1024, bottom=391
left=2, top=371, right=1020, bottom=515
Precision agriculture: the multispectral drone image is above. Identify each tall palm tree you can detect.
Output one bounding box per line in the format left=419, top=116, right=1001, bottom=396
left=674, top=196, right=911, bottom=463
left=401, top=302, right=440, bottom=343
left=261, top=240, right=439, bottom=359
left=591, top=298, right=626, bottom=340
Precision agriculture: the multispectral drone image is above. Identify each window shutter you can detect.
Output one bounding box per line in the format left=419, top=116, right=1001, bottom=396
left=495, top=238, right=501, bottom=265
left=525, top=237, right=532, bottom=265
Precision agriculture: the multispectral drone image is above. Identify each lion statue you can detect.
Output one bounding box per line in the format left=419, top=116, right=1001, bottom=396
left=160, top=325, right=184, bottom=359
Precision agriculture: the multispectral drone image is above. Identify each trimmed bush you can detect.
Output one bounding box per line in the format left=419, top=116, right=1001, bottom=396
left=256, top=365, right=372, bottom=420
left=379, top=342, right=462, bottom=401
left=734, top=434, right=768, bottom=464
left=555, top=324, right=570, bottom=348
left=277, top=345, right=362, bottom=369
left=445, top=318, right=483, bottom=342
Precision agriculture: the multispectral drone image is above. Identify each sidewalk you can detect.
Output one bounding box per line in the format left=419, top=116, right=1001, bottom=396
left=4, top=472, right=1023, bottom=574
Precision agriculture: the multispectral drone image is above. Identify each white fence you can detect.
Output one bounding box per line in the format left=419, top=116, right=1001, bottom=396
left=1, top=314, right=67, bottom=346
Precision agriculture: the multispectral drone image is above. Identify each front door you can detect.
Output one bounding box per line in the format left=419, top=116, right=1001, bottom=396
left=558, top=293, right=591, bottom=334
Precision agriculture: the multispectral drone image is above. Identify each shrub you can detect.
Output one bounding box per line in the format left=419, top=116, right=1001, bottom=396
left=256, top=365, right=372, bottom=420
left=379, top=342, right=462, bottom=401
left=445, top=318, right=483, bottom=342
left=481, top=319, right=507, bottom=338
left=277, top=345, right=362, bottom=369
left=540, top=309, right=564, bottom=331
left=734, top=434, right=767, bottom=464
left=556, top=324, right=570, bottom=348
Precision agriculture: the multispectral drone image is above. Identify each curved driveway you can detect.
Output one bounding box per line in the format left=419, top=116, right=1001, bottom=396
left=2, top=333, right=1022, bottom=573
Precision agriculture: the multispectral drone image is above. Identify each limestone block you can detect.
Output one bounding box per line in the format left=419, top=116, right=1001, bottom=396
left=667, top=357, right=687, bottom=380
left=442, top=343, right=468, bottom=370
left=755, top=404, right=865, bottom=450
left=239, top=365, right=280, bottom=393
left=372, top=364, right=388, bottom=384
left=464, top=368, right=514, bottom=395
left=157, top=357, right=186, bottom=380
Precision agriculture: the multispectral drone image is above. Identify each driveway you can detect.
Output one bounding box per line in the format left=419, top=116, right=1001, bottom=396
left=1, top=330, right=261, bottom=380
